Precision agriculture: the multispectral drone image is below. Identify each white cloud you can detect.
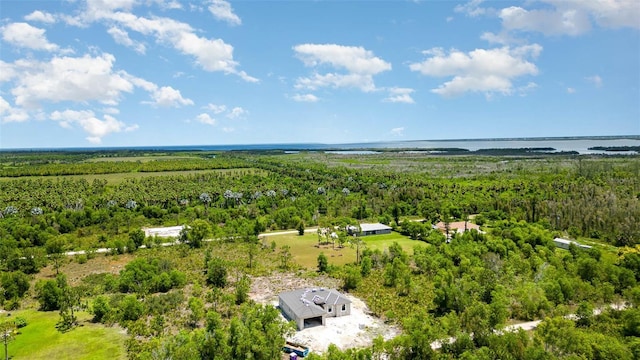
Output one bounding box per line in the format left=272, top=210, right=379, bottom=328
left=293, top=44, right=391, bottom=92
left=102, top=107, right=120, bottom=114
left=567, top=87, right=576, bottom=94
left=227, top=107, right=248, bottom=119
left=149, top=86, right=193, bottom=107
left=493, top=0, right=639, bottom=39
left=295, top=73, right=378, bottom=92
left=390, top=127, right=405, bottom=136
left=196, top=113, right=216, bottom=125
left=24, top=10, right=57, bottom=24
left=585, top=75, right=603, bottom=88
left=409, top=45, right=542, bottom=97
left=0, top=96, right=29, bottom=123
left=294, top=44, right=391, bottom=75
left=551, top=0, right=640, bottom=30
left=208, top=0, right=241, bottom=26
left=107, top=26, right=146, bottom=54
left=62, top=3, right=255, bottom=81
left=10, top=53, right=134, bottom=108
left=151, top=0, right=183, bottom=10
left=384, top=88, right=415, bottom=104
left=292, top=93, right=319, bottom=102
left=198, top=103, right=247, bottom=124
left=4, top=52, right=191, bottom=115
left=480, top=31, right=518, bottom=45
left=454, top=0, right=489, bottom=17
left=0, top=61, right=16, bottom=82
left=222, top=127, right=234, bottom=133
left=204, top=103, right=227, bottom=114
left=499, top=6, right=591, bottom=36
left=50, top=109, right=137, bottom=143
left=1, top=22, right=60, bottom=51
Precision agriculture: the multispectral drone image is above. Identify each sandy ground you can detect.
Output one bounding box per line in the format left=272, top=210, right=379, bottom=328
left=287, top=294, right=400, bottom=354
left=250, top=273, right=400, bottom=354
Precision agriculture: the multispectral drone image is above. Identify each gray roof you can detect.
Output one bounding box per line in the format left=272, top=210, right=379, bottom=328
left=359, top=223, right=392, bottom=232
left=554, top=237, right=592, bottom=249
left=279, top=288, right=351, bottom=319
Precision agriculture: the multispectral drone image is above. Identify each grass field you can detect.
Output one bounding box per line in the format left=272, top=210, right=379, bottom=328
left=0, top=168, right=265, bottom=184
left=266, top=231, right=424, bottom=269
left=7, top=310, right=127, bottom=360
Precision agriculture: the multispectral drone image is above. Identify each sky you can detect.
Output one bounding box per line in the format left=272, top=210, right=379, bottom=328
left=0, top=0, right=639, bottom=149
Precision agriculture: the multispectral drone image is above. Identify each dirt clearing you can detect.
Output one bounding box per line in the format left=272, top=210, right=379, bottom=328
left=250, top=273, right=400, bottom=354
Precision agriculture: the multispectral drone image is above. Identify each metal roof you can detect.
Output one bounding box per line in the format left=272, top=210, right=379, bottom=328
left=359, top=223, right=392, bottom=232
left=279, top=288, right=351, bottom=320
left=553, top=238, right=592, bottom=249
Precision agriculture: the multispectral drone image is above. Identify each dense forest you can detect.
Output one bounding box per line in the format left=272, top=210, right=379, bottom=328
left=0, top=151, right=639, bottom=359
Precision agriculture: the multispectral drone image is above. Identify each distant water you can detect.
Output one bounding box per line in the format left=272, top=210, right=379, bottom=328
left=4, top=136, right=640, bottom=155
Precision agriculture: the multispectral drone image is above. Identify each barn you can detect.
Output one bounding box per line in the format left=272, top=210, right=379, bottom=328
left=348, top=223, right=393, bottom=236
left=278, top=288, right=352, bottom=331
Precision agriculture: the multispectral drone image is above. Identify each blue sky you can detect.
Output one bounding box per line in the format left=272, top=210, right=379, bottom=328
left=0, top=0, right=638, bottom=148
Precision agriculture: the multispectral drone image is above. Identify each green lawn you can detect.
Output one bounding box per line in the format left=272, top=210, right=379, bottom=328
left=7, top=310, right=126, bottom=360
left=266, top=231, right=424, bottom=269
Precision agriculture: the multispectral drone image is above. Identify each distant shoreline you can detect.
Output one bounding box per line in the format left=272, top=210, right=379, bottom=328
left=1, top=135, right=639, bottom=153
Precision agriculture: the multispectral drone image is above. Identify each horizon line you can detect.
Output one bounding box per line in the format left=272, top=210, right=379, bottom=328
left=1, top=134, right=639, bottom=152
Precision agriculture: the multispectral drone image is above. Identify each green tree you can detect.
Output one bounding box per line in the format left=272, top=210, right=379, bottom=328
left=280, top=245, right=292, bottom=270
left=235, top=275, right=250, bottom=305
left=343, top=266, right=361, bottom=291
left=119, top=295, right=144, bottom=322
left=360, top=256, right=372, bottom=277
left=207, top=257, right=227, bottom=288
left=1, top=321, right=16, bottom=360
left=35, top=277, right=64, bottom=311
left=91, top=295, right=111, bottom=323
left=128, top=229, right=145, bottom=249
left=183, top=219, right=211, bottom=248
left=45, top=237, right=65, bottom=276
left=247, top=242, right=258, bottom=269
left=58, top=285, right=82, bottom=331
left=188, top=297, right=204, bottom=328
left=0, top=271, right=30, bottom=302
left=317, top=252, right=329, bottom=273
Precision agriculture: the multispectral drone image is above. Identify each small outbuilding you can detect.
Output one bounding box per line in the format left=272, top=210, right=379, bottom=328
left=348, top=223, right=392, bottom=236
left=278, top=288, right=352, bottom=331
left=143, top=225, right=185, bottom=238
left=553, top=238, right=592, bottom=250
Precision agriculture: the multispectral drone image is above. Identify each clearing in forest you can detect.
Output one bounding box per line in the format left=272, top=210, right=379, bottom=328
left=5, top=309, right=127, bottom=360
left=249, top=273, right=399, bottom=354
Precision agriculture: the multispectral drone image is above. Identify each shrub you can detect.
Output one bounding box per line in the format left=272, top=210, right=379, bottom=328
left=14, top=316, right=27, bottom=328
left=92, top=295, right=111, bottom=323
left=119, top=295, right=144, bottom=322
left=76, top=254, right=88, bottom=264
left=3, top=299, right=20, bottom=311
left=207, top=257, right=227, bottom=288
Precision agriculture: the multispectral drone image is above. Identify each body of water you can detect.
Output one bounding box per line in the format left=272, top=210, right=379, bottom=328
left=3, top=136, right=640, bottom=155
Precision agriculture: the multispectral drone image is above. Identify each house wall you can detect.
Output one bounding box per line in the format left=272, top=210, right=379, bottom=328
left=338, top=303, right=351, bottom=317
left=326, top=305, right=335, bottom=317
left=279, top=297, right=301, bottom=329
left=361, top=229, right=391, bottom=236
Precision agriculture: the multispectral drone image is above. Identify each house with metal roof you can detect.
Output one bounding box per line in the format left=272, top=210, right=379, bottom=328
left=278, top=288, right=352, bottom=330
